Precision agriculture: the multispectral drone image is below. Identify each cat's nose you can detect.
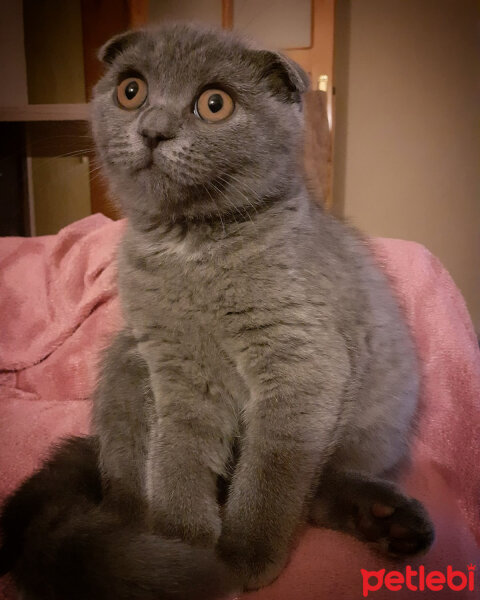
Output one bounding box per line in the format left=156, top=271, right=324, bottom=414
left=137, top=107, right=178, bottom=149
left=140, top=127, right=175, bottom=149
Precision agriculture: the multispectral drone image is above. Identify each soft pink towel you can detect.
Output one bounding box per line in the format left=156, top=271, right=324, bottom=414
left=0, top=215, right=479, bottom=599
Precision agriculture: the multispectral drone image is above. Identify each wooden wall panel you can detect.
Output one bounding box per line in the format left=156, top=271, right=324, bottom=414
left=23, top=0, right=86, bottom=104
left=0, top=0, right=28, bottom=106
left=81, top=0, right=131, bottom=218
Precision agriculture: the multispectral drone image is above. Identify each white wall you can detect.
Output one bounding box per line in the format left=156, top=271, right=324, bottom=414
left=334, top=0, right=480, bottom=330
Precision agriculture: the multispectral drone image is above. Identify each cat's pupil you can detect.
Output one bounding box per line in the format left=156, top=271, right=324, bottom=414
left=208, top=93, right=223, bottom=113
left=126, top=81, right=139, bottom=100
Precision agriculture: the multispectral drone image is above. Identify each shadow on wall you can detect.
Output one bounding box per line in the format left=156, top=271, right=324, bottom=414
left=333, top=0, right=480, bottom=332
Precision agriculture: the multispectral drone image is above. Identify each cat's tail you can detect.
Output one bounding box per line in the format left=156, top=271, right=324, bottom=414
left=0, top=436, right=238, bottom=600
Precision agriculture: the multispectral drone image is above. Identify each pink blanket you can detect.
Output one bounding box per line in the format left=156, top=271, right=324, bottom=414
left=1, top=214, right=479, bottom=599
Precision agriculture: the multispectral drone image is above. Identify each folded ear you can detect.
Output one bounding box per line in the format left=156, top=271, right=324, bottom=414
left=98, top=30, right=142, bottom=64
left=249, top=50, right=310, bottom=103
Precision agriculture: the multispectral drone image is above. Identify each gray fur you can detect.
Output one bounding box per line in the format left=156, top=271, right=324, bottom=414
left=0, top=23, right=433, bottom=597
left=90, top=23, right=433, bottom=589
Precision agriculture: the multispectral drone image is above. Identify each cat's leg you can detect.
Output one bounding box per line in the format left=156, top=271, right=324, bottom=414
left=217, top=330, right=349, bottom=590
left=92, top=328, right=153, bottom=522
left=309, top=468, right=434, bottom=556
left=309, top=367, right=434, bottom=557
left=218, top=422, right=324, bottom=590
left=138, top=337, right=236, bottom=548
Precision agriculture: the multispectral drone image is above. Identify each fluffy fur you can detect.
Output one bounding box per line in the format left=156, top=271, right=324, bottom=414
left=0, top=437, right=236, bottom=600
left=0, top=23, right=433, bottom=598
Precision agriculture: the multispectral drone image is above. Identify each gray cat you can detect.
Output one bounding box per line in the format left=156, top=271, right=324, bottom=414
left=0, top=23, right=434, bottom=599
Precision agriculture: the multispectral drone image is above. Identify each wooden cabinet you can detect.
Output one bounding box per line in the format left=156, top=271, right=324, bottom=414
left=0, top=0, right=334, bottom=235
left=0, top=0, right=142, bottom=234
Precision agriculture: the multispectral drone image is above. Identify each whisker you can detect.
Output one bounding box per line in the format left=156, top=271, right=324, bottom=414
left=221, top=173, right=263, bottom=215
left=54, top=148, right=95, bottom=158
left=202, top=184, right=226, bottom=235
left=225, top=172, right=264, bottom=207
left=216, top=175, right=257, bottom=226
left=208, top=180, right=242, bottom=225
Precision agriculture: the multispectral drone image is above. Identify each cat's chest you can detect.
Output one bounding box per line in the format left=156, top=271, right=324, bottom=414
left=120, top=246, right=253, bottom=401
left=120, top=245, right=249, bottom=333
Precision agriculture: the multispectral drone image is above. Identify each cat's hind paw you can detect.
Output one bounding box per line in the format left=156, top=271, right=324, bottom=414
left=355, top=497, right=434, bottom=557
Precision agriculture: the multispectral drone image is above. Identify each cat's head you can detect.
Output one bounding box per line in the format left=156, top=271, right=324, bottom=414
left=91, top=23, right=309, bottom=228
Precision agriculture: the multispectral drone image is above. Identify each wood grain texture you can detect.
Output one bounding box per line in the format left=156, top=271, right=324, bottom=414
left=303, top=90, right=332, bottom=208
left=128, top=0, right=150, bottom=27
left=23, top=0, right=86, bottom=104
left=81, top=0, right=129, bottom=219
left=222, top=0, right=233, bottom=29
left=0, top=104, right=90, bottom=122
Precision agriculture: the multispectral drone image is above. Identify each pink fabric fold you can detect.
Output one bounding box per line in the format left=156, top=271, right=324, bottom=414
left=0, top=213, right=124, bottom=372
left=0, top=216, right=479, bottom=599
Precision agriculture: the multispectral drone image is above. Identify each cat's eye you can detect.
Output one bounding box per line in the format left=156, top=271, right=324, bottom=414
left=194, top=89, right=234, bottom=122
left=117, top=77, right=148, bottom=110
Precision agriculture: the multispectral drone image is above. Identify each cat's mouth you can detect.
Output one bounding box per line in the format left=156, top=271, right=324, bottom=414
left=130, top=152, right=157, bottom=175
left=128, top=149, right=210, bottom=188
left=130, top=147, right=178, bottom=176
left=135, top=158, right=153, bottom=172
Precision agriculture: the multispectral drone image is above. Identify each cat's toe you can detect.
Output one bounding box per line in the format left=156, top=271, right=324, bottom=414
left=355, top=497, right=434, bottom=557
left=218, top=533, right=288, bottom=591
left=152, top=509, right=221, bottom=547
left=243, top=560, right=286, bottom=591
left=371, top=502, right=395, bottom=518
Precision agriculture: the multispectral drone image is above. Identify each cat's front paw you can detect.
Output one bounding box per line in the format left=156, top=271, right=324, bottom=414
left=151, top=505, right=221, bottom=547
left=243, top=560, right=288, bottom=591
left=217, top=530, right=288, bottom=591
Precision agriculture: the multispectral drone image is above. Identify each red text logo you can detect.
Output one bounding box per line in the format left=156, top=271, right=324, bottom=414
left=361, top=565, right=476, bottom=596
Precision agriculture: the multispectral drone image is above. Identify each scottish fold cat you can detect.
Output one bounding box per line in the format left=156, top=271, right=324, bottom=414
left=0, top=23, right=433, bottom=599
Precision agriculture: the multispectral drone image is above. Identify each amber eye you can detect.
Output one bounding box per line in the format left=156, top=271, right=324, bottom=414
left=195, top=89, right=234, bottom=122
left=117, top=77, right=148, bottom=110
